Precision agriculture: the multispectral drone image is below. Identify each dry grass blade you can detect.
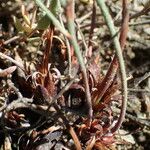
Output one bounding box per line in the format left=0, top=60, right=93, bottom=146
left=40, top=27, right=54, bottom=74
left=51, top=103, right=82, bottom=150
left=0, top=52, right=24, bottom=71
left=0, top=66, right=17, bottom=77
left=88, top=1, right=96, bottom=57
left=130, top=0, right=150, bottom=19
left=86, top=136, right=96, bottom=150
left=119, top=0, right=129, bottom=50
left=69, top=126, right=82, bottom=150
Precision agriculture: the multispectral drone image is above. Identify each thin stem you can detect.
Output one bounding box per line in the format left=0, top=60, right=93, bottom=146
left=76, top=12, right=92, bottom=23
left=80, top=6, right=150, bottom=29
left=75, top=21, right=89, bottom=57
left=4, top=36, right=20, bottom=45
left=130, top=1, right=150, bottom=19
left=0, top=52, right=25, bottom=71
left=66, top=0, right=93, bottom=123
left=34, top=0, right=70, bottom=38
left=52, top=103, right=82, bottom=150
left=96, top=0, right=128, bottom=132
left=58, top=12, right=72, bottom=76
left=46, top=77, right=76, bottom=112
left=88, top=1, right=96, bottom=57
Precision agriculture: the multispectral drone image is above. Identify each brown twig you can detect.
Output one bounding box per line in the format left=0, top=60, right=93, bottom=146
left=134, top=72, right=150, bottom=87
left=53, top=103, right=82, bottom=150
left=130, top=2, right=150, bottom=19
left=0, top=52, right=25, bottom=71
left=128, top=88, right=150, bottom=93
left=114, top=108, right=150, bottom=128
left=3, top=36, right=20, bottom=45
left=80, top=4, right=150, bottom=29
left=69, top=126, right=82, bottom=150
left=76, top=12, right=92, bottom=23
left=0, top=66, right=17, bottom=77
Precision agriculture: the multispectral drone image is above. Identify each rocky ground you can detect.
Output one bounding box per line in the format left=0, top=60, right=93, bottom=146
left=0, top=0, right=150, bottom=149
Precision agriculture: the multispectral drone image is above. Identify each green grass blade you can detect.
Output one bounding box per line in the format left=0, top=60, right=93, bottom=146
left=96, top=0, right=128, bottom=132
left=34, top=0, right=70, bottom=37
left=66, top=0, right=93, bottom=122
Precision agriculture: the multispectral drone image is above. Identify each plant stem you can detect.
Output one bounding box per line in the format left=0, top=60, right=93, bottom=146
left=96, top=0, right=128, bottom=132
left=66, top=0, right=93, bottom=122
left=0, top=52, right=24, bottom=71
left=34, top=0, right=70, bottom=38
left=58, top=12, right=72, bottom=76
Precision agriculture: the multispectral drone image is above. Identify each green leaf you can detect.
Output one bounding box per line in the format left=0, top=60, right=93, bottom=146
left=37, top=15, right=51, bottom=30
left=37, top=0, right=62, bottom=30
left=34, top=0, right=70, bottom=37
left=13, top=16, right=24, bottom=32
left=50, top=0, right=61, bottom=16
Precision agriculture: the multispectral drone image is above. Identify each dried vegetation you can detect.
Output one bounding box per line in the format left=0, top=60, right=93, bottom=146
left=0, top=0, right=150, bottom=149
